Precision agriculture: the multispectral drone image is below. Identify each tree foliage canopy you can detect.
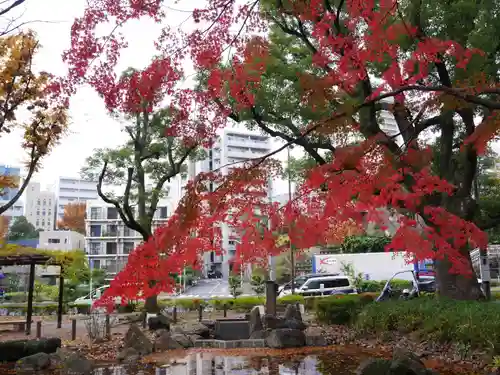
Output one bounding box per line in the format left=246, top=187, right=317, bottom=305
left=57, top=202, right=86, bottom=234
left=64, top=0, right=500, bottom=305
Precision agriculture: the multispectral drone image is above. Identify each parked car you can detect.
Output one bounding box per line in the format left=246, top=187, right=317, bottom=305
left=282, top=275, right=357, bottom=297
left=279, top=273, right=341, bottom=295
left=72, top=285, right=122, bottom=307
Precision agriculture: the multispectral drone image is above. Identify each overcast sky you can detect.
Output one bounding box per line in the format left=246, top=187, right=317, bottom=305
left=0, top=0, right=295, bottom=197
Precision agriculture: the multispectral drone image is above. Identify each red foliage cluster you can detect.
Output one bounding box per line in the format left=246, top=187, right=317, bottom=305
left=63, top=0, right=496, bottom=307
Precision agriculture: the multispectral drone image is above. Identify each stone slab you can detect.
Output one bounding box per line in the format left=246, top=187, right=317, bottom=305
left=215, top=320, right=250, bottom=340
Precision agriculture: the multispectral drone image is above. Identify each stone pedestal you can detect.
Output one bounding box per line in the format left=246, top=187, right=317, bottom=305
left=265, top=281, right=277, bottom=316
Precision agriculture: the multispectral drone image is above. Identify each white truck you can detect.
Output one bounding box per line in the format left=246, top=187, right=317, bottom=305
left=312, top=252, right=417, bottom=281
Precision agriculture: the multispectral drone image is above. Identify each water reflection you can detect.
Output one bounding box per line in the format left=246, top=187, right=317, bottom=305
left=92, top=353, right=331, bottom=375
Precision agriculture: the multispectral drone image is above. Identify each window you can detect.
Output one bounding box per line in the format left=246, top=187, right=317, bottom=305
left=89, top=242, right=101, bottom=255
left=36, top=220, right=39, bottom=226
left=41, top=221, right=45, bottom=227
left=106, top=242, right=117, bottom=255
left=37, top=199, right=40, bottom=205
left=91, top=259, right=101, bottom=269
left=305, top=280, right=321, bottom=290
left=90, top=207, right=101, bottom=220
left=42, top=210, right=46, bottom=216
left=123, top=227, right=132, bottom=237
left=228, top=240, right=235, bottom=246
left=48, top=238, right=60, bottom=244
left=36, top=211, right=40, bottom=216
left=123, top=242, right=134, bottom=254
left=64, top=238, right=67, bottom=243
left=107, top=207, right=118, bottom=219
left=43, top=199, right=46, bottom=205
left=158, top=206, right=168, bottom=219
left=90, top=225, right=101, bottom=237
left=107, top=224, right=117, bottom=236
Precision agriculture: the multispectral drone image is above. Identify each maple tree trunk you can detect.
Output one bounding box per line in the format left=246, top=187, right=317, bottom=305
left=435, top=248, right=483, bottom=300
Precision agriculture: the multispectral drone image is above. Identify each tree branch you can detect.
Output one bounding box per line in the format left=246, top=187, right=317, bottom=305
left=0, top=0, right=26, bottom=17
left=97, top=161, right=148, bottom=238
left=0, top=146, right=38, bottom=215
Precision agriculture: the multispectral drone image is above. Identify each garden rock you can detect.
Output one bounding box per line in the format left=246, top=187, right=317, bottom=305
left=154, top=332, right=183, bottom=351
left=249, top=330, right=269, bottom=339
left=117, top=347, right=140, bottom=364
left=356, top=358, right=392, bottom=375
left=390, top=348, right=430, bottom=375
left=52, top=349, right=94, bottom=375
left=265, top=328, right=306, bottom=348
left=0, top=337, right=62, bottom=362
left=172, top=322, right=210, bottom=338
left=261, top=314, right=288, bottom=330
left=171, top=333, right=193, bottom=348
left=284, top=304, right=303, bottom=321
left=305, top=334, right=327, bottom=347
left=249, top=306, right=263, bottom=335
left=124, top=324, right=153, bottom=355
left=148, top=314, right=170, bottom=331
left=15, top=352, right=51, bottom=373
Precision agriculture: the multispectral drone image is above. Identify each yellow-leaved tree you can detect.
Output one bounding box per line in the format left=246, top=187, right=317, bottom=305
left=0, top=30, right=68, bottom=215
left=57, top=202, right=86, bottom=234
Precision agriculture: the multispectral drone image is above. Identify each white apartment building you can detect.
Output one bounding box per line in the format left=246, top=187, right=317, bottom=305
left=25, top=182, right=56, bottom=231
left=85, top=199, right=172, bottom=279
left=56, top=177, right=98, bottom=223
left=0, top=164, right=23, bottom=223
left=189, top=129, right=272, bottom=279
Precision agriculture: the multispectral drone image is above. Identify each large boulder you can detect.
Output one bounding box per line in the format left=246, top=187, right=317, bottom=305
left=154, top=331, right=195, bottom=351
left=15, top=352, right=50, bottom=373
left=51, top=348, right=94, bottom=375
left=356, top=358, right=392, bottom=375
left=261, top=314, right=288, bottom=330
left=148, top=314, right=170, bottom=331
left=171, top=322, right=210, bottom=338
left=265, top=328, right=306, bottom=348
left=356, top=349, right=438, bottom=375
left=0, top=338, right=62, bottom=362
left=389, top=348, right=431, bottom=375
left=284, top=304, right=303, bottom=321
left=117, top=347, right=141, bottom=364
left=124, top=324, right=153, bottom=355
left=249, top=306, right=263, bottom=335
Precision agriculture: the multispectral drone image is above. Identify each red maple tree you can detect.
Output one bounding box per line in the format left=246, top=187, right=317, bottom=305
left=63, top=0, right=500, bottom=308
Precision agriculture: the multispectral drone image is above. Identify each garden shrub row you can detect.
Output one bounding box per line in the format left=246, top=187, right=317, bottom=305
left=314, top=293, right=500, bottom=351
left=0, top=303, right=65, bottom=315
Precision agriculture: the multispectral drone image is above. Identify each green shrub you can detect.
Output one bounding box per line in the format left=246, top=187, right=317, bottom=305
left=278, top=294, right=305, bottom=305
left=233, top=296, right=265, bottom=311
left=358, top=279, right=412, bottom=293
left=0, top=303, right=64, bottom=315
left=356, top=298, right=500, bottom=351
left=315, top=294, right=373, bottom=324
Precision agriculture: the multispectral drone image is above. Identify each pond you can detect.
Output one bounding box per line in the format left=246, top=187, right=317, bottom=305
left=92, top=351, right=373, bottom=375
left=89, top=347, right=464, bottom=375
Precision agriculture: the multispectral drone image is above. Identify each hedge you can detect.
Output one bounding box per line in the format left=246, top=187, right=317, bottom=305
left=314, top=293, right=376, bottom=324
left=0, top=303, right=64, bottom=315
left=358, top=279, right=412, bottom=293
left=354, top=298, right=500, bottom=350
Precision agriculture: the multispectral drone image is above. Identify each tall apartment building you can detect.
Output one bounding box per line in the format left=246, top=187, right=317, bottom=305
left=25, top=182, right=56, bottom=230
left=85, top=199, right=172, bottom=280
left=189, top=129, right=272, bottom=279
left=0, top=165, right=23, bottom=222
left=56, top=177, right=98, bottom=223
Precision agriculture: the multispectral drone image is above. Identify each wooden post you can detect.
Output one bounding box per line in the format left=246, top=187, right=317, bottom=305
left=71, top=319, right=77, bottom=341
left=198, top=304, right=202, bottom=322
left=173, top=306, right=177, bottom=323
left=265, top=280, right=277, bottom=316
left=223, top=303, right=227, bottom=318
left=142, top=312, right=147, bottom=329
left=105, top=314, right=110, bottom=339
left=57, top=268, right=64, bottom=329
left=26, top=263, right=36, bottom=335
left=36, top=321, right=42, bottom=338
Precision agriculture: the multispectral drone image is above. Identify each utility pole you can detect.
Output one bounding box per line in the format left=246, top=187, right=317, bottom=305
left=288, top=146, right=295, bottom=294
